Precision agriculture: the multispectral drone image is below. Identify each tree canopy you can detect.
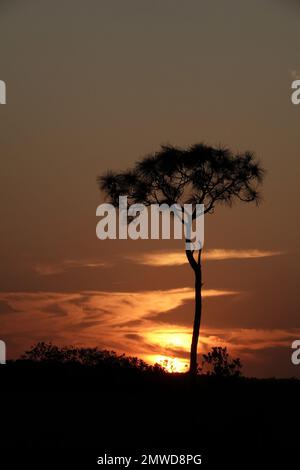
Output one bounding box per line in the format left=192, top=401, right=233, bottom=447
left=98, top=143, right=264, bottom=215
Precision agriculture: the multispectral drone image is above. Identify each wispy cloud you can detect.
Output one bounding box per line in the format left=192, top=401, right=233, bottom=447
left=34, top=250, right=283, bottom=274
left=204, top=249, right=283, bottom=261
left=130, top=249, right=283, bottom=267
left=34, top=259, right=111, bottom=276
left=128, top=252, right=184, bottom=267
left=0, top=289, right=298, bottom=377
left=0, top=300, right=20, bottom=315
left=0, top=287, right=237, bottom=356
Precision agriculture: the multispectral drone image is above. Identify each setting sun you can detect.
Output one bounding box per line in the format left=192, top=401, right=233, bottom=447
left=144, top=329, right=191, bottom=372
left=149, top=355, right=189, bottom=373
left=145, top=330, right=191, bottom=351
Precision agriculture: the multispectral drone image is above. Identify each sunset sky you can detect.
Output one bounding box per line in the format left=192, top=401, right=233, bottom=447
left=0, top=0, right=300, bottom=377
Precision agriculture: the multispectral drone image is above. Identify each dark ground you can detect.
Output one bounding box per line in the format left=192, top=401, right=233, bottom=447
left=0, top=359, right=299, bottom=468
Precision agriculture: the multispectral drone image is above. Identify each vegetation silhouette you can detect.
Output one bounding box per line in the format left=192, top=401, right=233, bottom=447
left=98, top=143, right=264, bottom=375
left=1, top=342, right=244, bottom=397
left=21, top=341, right=159, bottom=370
left=21, top=342, right=241, bottom=377
left=1, top=342, right=300, bottom=466
left=201, top=346, right=242, bottom=377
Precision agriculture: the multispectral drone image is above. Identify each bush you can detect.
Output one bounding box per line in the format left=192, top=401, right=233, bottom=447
left=201, top=347, right=242, bottom=377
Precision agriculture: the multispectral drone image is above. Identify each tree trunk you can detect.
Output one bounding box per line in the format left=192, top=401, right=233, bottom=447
left=189, top=251, right=202, bottom=375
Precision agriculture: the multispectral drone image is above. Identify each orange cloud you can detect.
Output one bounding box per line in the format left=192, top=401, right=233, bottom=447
left=34, top=259, right=110, bottom=275
left=1, top=289, right=297, bottom=377
left=130, top=249, right=283, bottom=266
left=0, top=287, right=237, bottom=357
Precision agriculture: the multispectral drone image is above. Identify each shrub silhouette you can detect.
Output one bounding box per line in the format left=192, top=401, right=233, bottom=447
left=202, top=347, right=242, bottom=377
left=21, top=341, right=164, bottom=373
left=21, top=343, right=243, bottom=379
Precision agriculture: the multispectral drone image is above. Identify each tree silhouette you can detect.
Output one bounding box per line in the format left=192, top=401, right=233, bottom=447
left=202, top=347, right=242, bottom=377
left=98, top=143, right=264, bottom=375
left=21, top=341, right=163, bottom=372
